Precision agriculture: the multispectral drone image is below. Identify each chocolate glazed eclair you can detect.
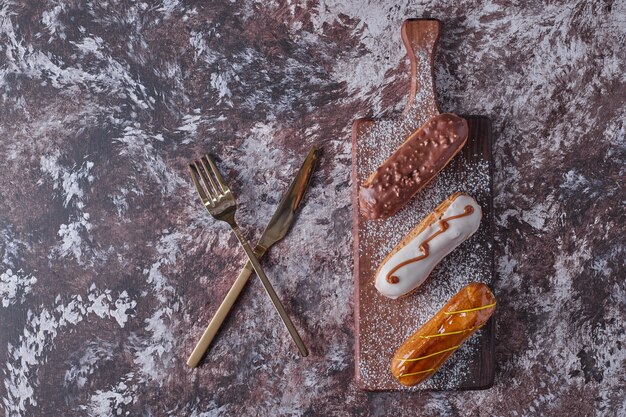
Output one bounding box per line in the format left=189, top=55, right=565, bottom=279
left=359, top=113, right=468, bottom=220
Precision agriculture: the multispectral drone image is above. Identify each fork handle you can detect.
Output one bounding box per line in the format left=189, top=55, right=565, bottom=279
left=231, top=225, right=309, bottom=357
left=186, top=261, right=255, bottom=368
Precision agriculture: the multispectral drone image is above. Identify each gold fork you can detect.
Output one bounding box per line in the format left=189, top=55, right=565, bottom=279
left=189, top=155, right=308, bottom=357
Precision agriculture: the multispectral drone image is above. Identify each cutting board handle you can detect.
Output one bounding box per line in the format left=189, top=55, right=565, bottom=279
left=401, top=19, right=441, bottom=114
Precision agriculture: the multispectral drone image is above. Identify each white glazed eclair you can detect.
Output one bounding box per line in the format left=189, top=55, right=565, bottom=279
left=374, top=192, right=482, bottom=299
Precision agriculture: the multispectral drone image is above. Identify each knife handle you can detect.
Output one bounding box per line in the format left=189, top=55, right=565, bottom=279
left=186, top=261, right=255, bottom=368
left=232, top=226, right=309, bottom=358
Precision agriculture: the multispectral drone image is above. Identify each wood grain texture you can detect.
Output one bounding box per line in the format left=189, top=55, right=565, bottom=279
left=352, top=20, right=495, bottom=391
left=401, top=19, right=440, bottom=114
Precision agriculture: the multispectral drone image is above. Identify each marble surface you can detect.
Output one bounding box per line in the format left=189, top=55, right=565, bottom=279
left=0, top=1, right=624, bottom=416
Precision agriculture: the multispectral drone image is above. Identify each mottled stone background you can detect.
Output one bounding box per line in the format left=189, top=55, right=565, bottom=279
left=0, top=1, right=624, bottom=416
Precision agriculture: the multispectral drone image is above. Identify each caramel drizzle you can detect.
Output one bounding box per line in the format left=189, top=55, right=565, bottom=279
left=386, top=205, right=475, bottom=284
left=398, top=302, right=496, bottom=379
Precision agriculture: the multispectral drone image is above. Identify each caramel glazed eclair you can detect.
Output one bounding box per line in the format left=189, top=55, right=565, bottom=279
left=359, top=113, right=468, bottom=220
left=391, top=282, right=496, bottom=386
left=375, top=192, right=482, bottom=299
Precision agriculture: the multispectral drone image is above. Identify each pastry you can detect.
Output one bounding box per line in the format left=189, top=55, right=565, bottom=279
left=391, top=282, right=496, bottom=386
left=359, top=113, right=468, bottom=220
left=374, top=192, right=482, bottom=299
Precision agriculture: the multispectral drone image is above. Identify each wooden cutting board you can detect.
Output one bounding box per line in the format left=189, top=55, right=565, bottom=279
left=351, top=19, right=495, bottom=391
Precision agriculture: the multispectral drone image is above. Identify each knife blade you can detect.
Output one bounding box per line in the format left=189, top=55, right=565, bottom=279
left=187, top=146, right=318, bottom=367
left=254, top=146, right=318, bottom=258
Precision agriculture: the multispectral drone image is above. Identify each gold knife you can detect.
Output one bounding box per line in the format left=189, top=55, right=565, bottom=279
left=187, top=146, right=319, bottom=367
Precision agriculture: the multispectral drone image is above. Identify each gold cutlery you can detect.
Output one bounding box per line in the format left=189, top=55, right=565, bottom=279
left=188, top=151, right=315, bottom=365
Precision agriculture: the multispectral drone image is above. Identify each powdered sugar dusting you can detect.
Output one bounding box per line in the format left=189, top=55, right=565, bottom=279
left=355, top=85, right=493, bottom=389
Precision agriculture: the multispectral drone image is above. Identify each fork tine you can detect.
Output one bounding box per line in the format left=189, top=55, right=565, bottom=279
left=194, top=160, right=218, bottom=201
left=188, top=164, right=212, bottom=207
left=199, top=157, right=222, bottom=197
left=204, top=155, right=230, bottom=193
